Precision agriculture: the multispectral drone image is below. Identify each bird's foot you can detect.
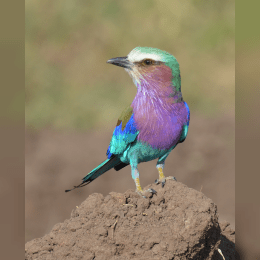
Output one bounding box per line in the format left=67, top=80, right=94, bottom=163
left=136, top=188, right=157, bottom=199
left=155, top=176, right=177, bottom=188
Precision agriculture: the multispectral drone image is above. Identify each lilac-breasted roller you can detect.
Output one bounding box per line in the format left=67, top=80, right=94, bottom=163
left=66, top=47, right=190, bottom=197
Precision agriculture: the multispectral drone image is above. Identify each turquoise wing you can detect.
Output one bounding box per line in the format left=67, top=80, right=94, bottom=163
left=106, top=106, right=139, bottom=159
left=179, top=101, right=190, bottom=143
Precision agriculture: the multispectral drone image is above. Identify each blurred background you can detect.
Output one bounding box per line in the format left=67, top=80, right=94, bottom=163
left=25, top=0, right=235, bottom=245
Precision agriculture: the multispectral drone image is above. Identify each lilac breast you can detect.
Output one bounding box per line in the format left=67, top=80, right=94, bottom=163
left=131, top=91, right=188, bottom=150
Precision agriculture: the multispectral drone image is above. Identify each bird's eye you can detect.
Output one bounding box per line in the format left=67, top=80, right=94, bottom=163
left=143, top=59, right=153, bottom=65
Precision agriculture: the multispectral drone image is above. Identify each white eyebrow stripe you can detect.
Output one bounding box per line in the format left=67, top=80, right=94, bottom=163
left=127, top=51, right=162, bottom=63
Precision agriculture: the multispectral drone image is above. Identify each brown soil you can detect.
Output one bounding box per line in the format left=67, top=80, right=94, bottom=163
left=25, top=180, right=235, bottom=260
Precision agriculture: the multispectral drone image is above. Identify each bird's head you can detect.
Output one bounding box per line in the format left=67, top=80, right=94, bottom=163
left=107, top=47, right=181, bottom=96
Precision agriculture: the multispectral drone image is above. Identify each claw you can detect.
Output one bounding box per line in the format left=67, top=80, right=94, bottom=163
left=155, top=176, right=177, bottom=188
left=147, top=188, right=157, bottom=194
left=136, top=188, right=157, bottom=198
left=162, top=181, right=166, bottom=188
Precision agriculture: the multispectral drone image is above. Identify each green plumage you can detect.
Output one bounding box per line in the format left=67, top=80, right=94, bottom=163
left=109, top=106, right=139, bottom=156
left=179, top=124, right=189, bottom=143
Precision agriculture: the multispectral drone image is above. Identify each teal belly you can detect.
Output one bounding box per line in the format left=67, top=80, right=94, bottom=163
left=119, top=141, right=172, bottom=164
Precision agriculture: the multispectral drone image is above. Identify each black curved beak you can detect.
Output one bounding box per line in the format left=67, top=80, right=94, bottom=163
left=107, top=56, right=133, bottom=70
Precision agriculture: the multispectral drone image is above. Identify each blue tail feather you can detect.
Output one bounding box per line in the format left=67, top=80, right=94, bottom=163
left=82, top=156, right=121, bottom=183
left=65, top=155, right=121, bottom=192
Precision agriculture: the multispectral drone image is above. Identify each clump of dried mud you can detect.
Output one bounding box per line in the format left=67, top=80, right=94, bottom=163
left=25, top=180, right=235, bottom=260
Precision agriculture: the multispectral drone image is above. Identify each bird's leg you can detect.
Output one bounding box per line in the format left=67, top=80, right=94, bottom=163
left=134, top=176, right=143, bottom=193
left=131, top=166, right=143, bottom=193
left=155, top=163, right=177, bottom=188
left=157, top=163, right=165, bottom=180
left=131, top=166, right=156, bottom=198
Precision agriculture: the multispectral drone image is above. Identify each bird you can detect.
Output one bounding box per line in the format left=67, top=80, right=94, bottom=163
left=65, top=47, right=190, bottom=197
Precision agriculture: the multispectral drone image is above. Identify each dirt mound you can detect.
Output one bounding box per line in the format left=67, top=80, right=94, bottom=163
left=25, top=180, right=234, bottom=260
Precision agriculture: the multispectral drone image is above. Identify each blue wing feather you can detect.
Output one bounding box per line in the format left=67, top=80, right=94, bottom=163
left=184, top=101, right=190, bottom=126
left=179, top=101, right=190, bottom=143
left=107, top=114, right=139, bottom=159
